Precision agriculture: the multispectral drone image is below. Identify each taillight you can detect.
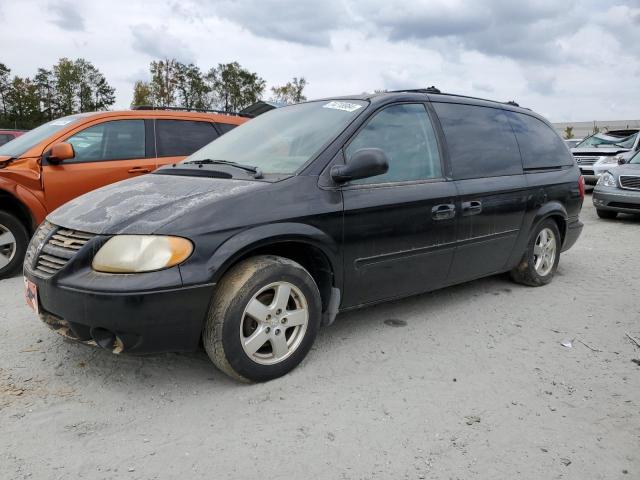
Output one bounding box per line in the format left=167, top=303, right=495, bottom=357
left=578, top=175, right=585, bottom=200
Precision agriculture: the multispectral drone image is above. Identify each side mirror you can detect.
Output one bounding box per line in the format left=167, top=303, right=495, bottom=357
left=331, top=148, right=389, bottom=184
left=618, top=157, right=627, bottom=166
left=48, top=142, right=75, bottom=163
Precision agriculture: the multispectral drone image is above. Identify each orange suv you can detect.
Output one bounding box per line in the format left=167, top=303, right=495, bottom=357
left=0, top=108, right=247, bottom=278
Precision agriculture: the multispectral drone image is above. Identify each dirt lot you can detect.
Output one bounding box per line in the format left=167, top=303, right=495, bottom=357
left=1, top=195, right=638, bottom=480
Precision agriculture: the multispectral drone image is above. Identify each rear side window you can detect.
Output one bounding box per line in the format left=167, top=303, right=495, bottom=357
left=65, top=120, right=145, bottom=162
left=345, top=103, right=442, bottom=184
left=433, top=103, right=522, bottom=179
left=216, top=122, right=237, bottom=135
left=508, top=112, right=573, bottom=168
left=156, top=120, right=219, bottom=157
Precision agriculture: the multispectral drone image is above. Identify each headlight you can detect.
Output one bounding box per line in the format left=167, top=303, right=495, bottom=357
left=597, top=156, right=618, bottom=165
left=92, top=236, right=193, bottom=273
left=597, top=172, right=617, bottom=188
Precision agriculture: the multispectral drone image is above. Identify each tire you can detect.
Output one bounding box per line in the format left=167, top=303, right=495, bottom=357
left=510, top=219, right=561, bottom=287
left=596, top=209, right=617, bottom=219
left=203, top=255, right=322, bottom=382
left=0, top=211, right=28, bottom=279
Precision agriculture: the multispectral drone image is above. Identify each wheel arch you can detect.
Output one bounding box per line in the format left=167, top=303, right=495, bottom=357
left=532, top=201, right=568, bottom=244
left=0, top=187, right=39, bottom=234
left=205, top=223, right=342, bottom=315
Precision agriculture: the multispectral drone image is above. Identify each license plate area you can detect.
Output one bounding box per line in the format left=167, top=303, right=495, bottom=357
left=24, top=277, right=39, bottom=314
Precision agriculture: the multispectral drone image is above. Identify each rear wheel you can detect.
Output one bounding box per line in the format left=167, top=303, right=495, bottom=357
left=203, top=255, right=322, bottom=382
left=510, top=219, right=561, bottom=287
left=596, top=209, right=617, bottom=219
left=0, top=211, right=28, bottom=279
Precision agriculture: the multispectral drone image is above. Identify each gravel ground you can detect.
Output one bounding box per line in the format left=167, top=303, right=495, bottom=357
left=1, top=196, right=639, bottom=480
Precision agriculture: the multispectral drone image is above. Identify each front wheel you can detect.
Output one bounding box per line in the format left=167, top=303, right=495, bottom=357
left=203, top=255, right=322, bottom=382
left=0, top=211, right=28, bottom=279
left=510, top=219, right=561, bottom=287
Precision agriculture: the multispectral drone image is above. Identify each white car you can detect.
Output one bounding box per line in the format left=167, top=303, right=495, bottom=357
left=571, top=130, right=640, bottom=185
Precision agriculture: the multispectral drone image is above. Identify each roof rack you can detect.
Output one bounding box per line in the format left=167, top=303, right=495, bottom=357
left=388, top=87, right=526, bottom=109
left=131, top=105, right=253, bottom=118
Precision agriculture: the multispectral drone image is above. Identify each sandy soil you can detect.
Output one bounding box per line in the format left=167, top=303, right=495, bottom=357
left=1, top=196, right=638, bottom=480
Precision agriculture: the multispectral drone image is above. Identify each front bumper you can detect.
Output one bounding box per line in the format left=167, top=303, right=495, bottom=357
left=579, top=164, right=617, bottom=185
left=592, top=186, right=640, bottom=214
left=26, top=273, right=214, bottom=354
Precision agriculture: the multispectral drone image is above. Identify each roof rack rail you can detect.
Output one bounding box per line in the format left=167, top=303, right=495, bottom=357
left=131, top=105, right=254, bottom=118
left=388, top=88, right=527, bottom=110
left=505, top=100, right=520, bottom=107
left=389, top=86, right=442, bottom=95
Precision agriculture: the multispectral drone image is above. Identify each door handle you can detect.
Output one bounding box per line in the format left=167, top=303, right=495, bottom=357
left=432, top=203, right=456, bottom=220
left=462, top=200, right=482, bottom=216
left=128, top=167, right=151, bottom=174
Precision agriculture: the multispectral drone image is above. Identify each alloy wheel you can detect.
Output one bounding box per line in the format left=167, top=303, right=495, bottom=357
left=0, top=224, right=16, bottom=269
left=240, top=281, right=309, bottom=365
left=533, top=227, right=556, bottom=277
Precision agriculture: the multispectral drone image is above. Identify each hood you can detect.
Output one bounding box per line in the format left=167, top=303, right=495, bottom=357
left=571, top=147, right=628, bottom=156
left=615, top=163, right=640, bottom=175
left=47, top=174, right=265, bottom=235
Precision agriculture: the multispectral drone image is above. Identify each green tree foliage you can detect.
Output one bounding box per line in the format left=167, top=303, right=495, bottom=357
left=131, top=80, right=153, bottom=108
left=206, top=62, right=266, bottom=112
left=270, top=77, right=308, bottom=104
left=0, top=58, right=115, bottom=129
left=563, top=126, right=574, bottom=139
left=150, top=59, right=178, bottom=107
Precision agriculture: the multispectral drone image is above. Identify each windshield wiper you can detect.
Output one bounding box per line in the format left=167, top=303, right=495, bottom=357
left=183, top=159, right=263, bottom=179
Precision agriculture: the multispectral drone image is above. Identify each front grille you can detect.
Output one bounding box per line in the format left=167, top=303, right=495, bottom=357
left=619, top=175, right=640, bottom=191
left=574, top=156, right=598, bottom=166
left=29, top=224, right=95, bottom=278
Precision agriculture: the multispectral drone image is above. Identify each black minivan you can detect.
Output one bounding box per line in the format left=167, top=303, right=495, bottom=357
left=23, top=90, right=584, bottom=382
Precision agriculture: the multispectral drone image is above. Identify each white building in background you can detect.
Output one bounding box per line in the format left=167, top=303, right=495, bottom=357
left=552, top=119, right=640, bottom=139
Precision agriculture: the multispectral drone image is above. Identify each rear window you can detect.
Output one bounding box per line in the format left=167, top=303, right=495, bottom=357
left=156, top=120, right=219, bottom=157
left=433, top=103, right=522, bottom=179
left=508, top=113, right=573, bottom=169
left=0, top=134, right=13, bottom=146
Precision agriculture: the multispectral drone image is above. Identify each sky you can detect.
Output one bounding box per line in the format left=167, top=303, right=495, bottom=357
left=1, top=0, right=639, bottom=122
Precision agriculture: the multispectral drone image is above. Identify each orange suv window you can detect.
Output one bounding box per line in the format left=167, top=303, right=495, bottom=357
left=66, top=120, right=145, bottom=162
left=156, top=120, right=219, bottom=157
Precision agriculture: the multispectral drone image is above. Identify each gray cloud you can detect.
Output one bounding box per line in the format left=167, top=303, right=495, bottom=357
left=130, top=24, right=195, bottom=62
left=49, top=0, right=85, bottom=31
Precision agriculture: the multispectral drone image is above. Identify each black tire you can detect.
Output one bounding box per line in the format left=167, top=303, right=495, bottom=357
left=0, top=210, right=28, bottom=279
left=510, top=219, right=561, bottom=287
left=596, top=209, right=617, bottom=219
left=203, top=255, right=322, bottom=382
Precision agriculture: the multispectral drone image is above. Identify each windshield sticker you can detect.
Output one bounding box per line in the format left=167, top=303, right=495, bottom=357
left=323, top=101, right=363, bottom=113
left=49, top=119, right=74, bottom=126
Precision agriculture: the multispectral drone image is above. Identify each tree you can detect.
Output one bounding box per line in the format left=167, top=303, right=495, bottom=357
left=0, top=63, right=11, bottom=119
left=53, top=57, right=79, bottom=115
left=150, top=59, right=178, bottom=106
left=34, top=68, right=55, bottom=121
left=6, top=76, right=40, bottom=129
left=270, top=77, right=308, bottom=104
left=563, top=126, right=574, bottom=139
left=175, top=62, right=211, bottom=109
left=131, top=80, right=153, bottom=107
left=206, top=62, right=265, bottom=112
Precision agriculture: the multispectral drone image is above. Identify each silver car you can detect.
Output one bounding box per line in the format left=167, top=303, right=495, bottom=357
left=571, top=129, right=640, bottom=185
left=592, top=150, right=640, bottom=218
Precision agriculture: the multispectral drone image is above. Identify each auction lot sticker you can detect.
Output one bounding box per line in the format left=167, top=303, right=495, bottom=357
left=24, top=277, right=39, bottom=314
left=323, top=101, right=363, bottom=112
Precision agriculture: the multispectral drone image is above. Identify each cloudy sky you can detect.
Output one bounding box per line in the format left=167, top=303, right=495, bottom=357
left=1, top=0, right=639, bottom=122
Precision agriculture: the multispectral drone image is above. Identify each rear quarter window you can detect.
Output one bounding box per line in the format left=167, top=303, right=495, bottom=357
left=216, top=122, right=238, bottom=135
left=433, top=102, right=522, bottom=179
left=156, top=120, right=219, bottom=157
left=508, top=112, right=574, bottom=168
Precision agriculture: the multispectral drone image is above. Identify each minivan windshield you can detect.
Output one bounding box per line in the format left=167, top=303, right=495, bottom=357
left=575, top=132, right=638, bottom=149
left=185, top=100, right=368, bottom=174
left=0, top=115, right=84, bottom=158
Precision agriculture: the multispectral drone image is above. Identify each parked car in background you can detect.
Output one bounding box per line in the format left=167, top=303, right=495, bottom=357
left=564, top=138, right=583, bottom=149
left=0, top=108, right=247, bottom=278
left=592, top=150, right=640, bottom=218
left=0, top=129, right=26, bottom=146
left=23, top=89, right=584, bottom=382
left=571, top=129, right=640, bottom=185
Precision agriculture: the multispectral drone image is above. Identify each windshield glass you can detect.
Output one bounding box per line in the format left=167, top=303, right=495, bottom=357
left=0, top=115, right=84, bottom=158
left=185, top=100, right=368, bottom=174
left=630, top=150, right=640, bottom=164
left=576, top=132, right=638, bottom=149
